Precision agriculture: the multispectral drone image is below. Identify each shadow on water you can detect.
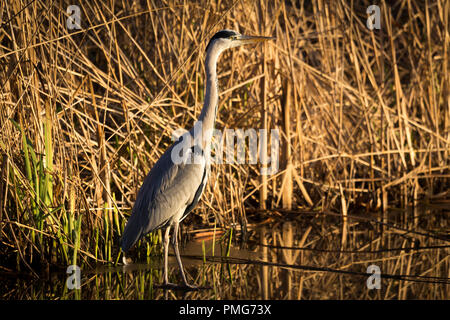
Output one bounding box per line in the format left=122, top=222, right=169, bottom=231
left=1, top=204, right=449, bottom=299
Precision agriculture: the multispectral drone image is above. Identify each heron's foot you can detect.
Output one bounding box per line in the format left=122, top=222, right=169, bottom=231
left=158, top=282, right=181, bottom=290
left=181, top=282, right=199, bottom=291
left=156, top=282, right=206, bottom=291
left=180, top=281, right=213, bottom=291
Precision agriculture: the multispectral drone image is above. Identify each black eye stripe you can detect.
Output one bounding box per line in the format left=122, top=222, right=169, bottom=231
left=211, top=30, right=237, bottom=40
left=205, top=30, right=238, bottom=52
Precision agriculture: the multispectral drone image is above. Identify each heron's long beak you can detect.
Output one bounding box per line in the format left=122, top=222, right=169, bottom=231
left=236, top=34, right=275, bottom=45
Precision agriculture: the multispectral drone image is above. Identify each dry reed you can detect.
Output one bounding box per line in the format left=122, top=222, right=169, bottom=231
left=0, top=0, right=448, bottom=299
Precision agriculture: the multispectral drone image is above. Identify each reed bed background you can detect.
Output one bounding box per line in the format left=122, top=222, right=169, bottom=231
left=0, top=0, right=448, bottom=299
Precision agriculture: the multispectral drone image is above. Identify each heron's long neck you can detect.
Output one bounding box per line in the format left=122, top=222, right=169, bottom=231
left=197, top=50, right=220, bottom=149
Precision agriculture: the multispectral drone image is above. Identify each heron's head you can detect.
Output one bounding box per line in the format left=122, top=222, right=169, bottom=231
left=205, top=29, right=274, bottom=57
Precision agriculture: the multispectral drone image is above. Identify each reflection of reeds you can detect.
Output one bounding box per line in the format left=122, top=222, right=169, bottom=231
left=0, top=0, right=448, bottom=299
left=3, top=213, right=448, bottom=299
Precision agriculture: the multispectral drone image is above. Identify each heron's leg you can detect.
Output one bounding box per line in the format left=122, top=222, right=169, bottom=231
left=172, top=220, right=197, bottom=289
left=162, top=225, right=171, bottom=285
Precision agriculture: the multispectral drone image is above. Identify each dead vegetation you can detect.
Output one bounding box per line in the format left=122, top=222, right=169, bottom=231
left=0, top=0, right=448, bottom=299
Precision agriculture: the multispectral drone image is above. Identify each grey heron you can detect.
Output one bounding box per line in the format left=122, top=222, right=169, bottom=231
left=121, top=29, right=273, bottom=289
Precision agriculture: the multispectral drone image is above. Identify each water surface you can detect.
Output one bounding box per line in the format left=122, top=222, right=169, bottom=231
left=2, top=205, right=449, bottom=300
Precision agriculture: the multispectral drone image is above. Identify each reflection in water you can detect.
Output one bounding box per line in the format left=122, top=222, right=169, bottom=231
left=1, top=206, right=449, bottom=299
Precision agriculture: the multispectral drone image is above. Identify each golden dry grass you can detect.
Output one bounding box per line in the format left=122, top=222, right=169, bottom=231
left=0, top=0, right=448, bottom=299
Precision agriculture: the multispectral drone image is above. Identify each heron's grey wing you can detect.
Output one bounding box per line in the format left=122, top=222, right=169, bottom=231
left=180, top=162, right=209, bottom=223
left=121, top=140, right=206, bottom=252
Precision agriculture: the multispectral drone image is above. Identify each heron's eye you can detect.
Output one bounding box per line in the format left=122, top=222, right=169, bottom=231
left=230, top=35, right=237, bottom=40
